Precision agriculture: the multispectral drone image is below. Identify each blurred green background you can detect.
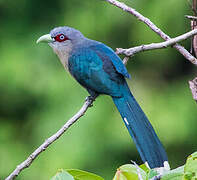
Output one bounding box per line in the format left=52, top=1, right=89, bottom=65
left=0, top=0, right=196, bottom=179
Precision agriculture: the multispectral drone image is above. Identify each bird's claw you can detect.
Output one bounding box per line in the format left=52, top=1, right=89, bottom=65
left=85, top=96, right=95, bottom=107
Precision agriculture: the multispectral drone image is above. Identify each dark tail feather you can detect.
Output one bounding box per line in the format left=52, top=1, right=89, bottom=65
left=112, top=83, right=168, bottom=169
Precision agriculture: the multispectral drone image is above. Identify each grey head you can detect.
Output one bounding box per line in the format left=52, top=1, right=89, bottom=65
left=50, top=26, right=84, bottom=41
left=37, top=26, right=86, bottom=68
left=37, top=26, right=85, bottom=51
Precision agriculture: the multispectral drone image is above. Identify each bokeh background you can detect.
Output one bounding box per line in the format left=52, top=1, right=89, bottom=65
left=0, top=0, right=196, bottom=179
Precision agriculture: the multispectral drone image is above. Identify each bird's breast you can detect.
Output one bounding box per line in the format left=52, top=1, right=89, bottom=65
left=52, top=45, right=73, bottom=71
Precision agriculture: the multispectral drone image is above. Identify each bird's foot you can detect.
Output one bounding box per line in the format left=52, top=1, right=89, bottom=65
left=85, top=96, right=96, bottom=107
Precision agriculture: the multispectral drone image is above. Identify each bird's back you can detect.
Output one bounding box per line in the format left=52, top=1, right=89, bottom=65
left=68, top=39, right=129, bottom=97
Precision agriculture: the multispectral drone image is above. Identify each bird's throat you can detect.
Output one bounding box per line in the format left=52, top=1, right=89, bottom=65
left=52, top=45, right=72, bottom=71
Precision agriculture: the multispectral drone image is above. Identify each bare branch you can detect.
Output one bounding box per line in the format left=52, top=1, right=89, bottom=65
left=189, top=1, right=197, bottom=58
left=185, top=15, right=197, bottom=20
left=117, top=29, right=197, bottom=64
left=189, top=78, right=197, bottom=102
left=122, top=57, right=129, bottom=65
left=131, top=160, right=144, bottom=180
left=5, top=98, right=94, bottom=180
left=105, top=0, right=197, bottom=65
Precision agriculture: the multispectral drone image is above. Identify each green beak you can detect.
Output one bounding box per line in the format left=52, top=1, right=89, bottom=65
left=36, top=34, right=53, bottom=44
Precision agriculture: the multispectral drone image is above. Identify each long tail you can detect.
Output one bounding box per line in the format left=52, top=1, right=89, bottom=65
left=112, top=82, right=168, bottom=169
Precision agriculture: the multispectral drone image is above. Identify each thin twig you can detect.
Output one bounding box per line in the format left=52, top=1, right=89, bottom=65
left=105, top=0, right=197, bottom=65
left=131, top=160, right=143, bottom=180
left=189, top=78, right=197, bottom=102
left=190, top=1, right=197, bottom=58
left=117, top=28, right=197, bottom=64
left=185, top=15, right=197, bottom=20
left=5, top=98, right=94, bottom=180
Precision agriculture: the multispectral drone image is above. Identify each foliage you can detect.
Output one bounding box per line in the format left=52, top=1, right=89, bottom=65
left=51, top=170, right=74, bottom=180
left=184, top=152, right=197, bottom=179
left=51, top=152, right=197, bottom=180
left=51, top=169, right=103, bottom=180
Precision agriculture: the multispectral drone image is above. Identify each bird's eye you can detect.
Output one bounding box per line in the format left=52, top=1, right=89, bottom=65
left=54, top=34, right=68, bottom=42
left=59, top=34, right=65, bottom=40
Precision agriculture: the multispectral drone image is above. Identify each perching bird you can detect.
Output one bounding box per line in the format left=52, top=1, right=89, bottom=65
left=37, top=26, right=169, bottom=170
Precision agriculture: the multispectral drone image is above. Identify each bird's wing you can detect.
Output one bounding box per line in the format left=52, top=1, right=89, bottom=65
left=68, top=46, right=125, bottom=96
left=89, top=43, right=131, bottom=79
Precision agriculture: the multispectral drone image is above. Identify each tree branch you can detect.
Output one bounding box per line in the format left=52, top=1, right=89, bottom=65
left=116, top=28, right=197, bottom=64
left=5, top=98, right=94, bottom=180
left=105, top=0, right=197, bottom=65
left=189, top=72, right=197, bottom=102
left=185, top=15, right=197, bottom=20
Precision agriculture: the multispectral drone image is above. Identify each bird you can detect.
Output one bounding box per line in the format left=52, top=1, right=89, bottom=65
left=37, top=26, right=169, bottom=170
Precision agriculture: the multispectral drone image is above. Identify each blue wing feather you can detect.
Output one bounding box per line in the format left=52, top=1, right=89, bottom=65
left=68, top=47, right=125, bottom=97
left=90, top=43, right=131, bottom=79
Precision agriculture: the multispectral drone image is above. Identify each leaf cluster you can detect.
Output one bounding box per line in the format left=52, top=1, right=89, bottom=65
left=51, top=152, right=197, bottom=180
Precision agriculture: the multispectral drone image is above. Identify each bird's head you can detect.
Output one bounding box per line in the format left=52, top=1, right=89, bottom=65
left=37, top=26, right=85, bottom=52
left=37, top=26, right=85, bottom=66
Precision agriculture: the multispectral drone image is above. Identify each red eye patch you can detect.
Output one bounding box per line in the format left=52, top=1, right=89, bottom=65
left=54, top=34, right=69, bottom=42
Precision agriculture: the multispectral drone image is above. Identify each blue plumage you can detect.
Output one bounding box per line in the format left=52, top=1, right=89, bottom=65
left=68, top=41, right=168, bottom=168
left=37, top=26, right=169, bottom=170
left=112, top=83, right=168, bottom=168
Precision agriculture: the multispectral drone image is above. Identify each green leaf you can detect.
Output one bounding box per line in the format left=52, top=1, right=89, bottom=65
left=161, top=166, right=184, bottom=180
left=113, top=164, right=147, bottom=180
left=139, top=164, right=150, bottom=174
left=148, top=169, right=158, bottom=179
left=184, top=152, right=197, bottom=180
left=51, top=169, right=74, bottom=180
left=66, top=169, right=104, bottom=180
